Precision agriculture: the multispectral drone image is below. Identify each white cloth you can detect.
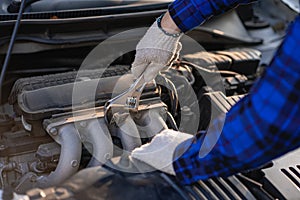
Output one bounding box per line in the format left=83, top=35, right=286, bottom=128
left=131, top=129, right=193, bottom=175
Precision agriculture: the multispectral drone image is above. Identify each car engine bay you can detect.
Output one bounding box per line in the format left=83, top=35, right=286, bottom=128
left=0, top=0, right=299, bottom=199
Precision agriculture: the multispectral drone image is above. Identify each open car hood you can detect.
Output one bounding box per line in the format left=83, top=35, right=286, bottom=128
left=281, top=0, right=300, bottom=12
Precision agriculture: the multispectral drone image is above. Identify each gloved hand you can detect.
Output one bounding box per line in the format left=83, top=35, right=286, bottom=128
left=131, top=17, right=183, bottom=82
left=130, top=129, right=193, bottom=175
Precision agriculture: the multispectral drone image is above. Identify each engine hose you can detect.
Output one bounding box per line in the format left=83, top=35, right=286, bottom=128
left=37, top=124, right=82, bottom=188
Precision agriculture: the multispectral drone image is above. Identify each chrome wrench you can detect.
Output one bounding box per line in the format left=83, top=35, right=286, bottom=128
left=104, top=74, right=147, bottom=122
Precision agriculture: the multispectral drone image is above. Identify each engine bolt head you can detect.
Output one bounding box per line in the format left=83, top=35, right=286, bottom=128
left=71, top=160, right=78, bottom=168
left=104, top=153, right=111, bottom=160
left=0, top=144, right=6, bottom=151
left=30, top=175, right=37, bottom=182
left=49, top=128, right=58, bottom=136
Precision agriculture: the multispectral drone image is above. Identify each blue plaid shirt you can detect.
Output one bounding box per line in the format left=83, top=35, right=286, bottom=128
left=170, top=1, right=300, bottom=185
left=169, top=0, right=255, bottom=32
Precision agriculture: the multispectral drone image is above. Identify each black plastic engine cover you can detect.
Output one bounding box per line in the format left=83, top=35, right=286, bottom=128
left=9, top=66, right=158, bottom=120
left=183, top=48, right=261, bottom=75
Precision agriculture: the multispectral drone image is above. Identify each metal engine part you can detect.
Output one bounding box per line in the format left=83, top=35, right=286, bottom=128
left=0, top=49, right=263, bottom=193
left=1, top=65, right=169, bottom=192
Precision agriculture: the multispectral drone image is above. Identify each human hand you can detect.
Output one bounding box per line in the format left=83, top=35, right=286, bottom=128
left=130, top=129, right=193, bottom=175
left=131, top=14, right=182, bottom=82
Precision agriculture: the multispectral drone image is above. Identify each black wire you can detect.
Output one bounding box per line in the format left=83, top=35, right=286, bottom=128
left=180, top=60, right=216, bottom=74
left=156, top=74, right=179, bottom=116
left=0, top=0, right=27, bottom=105
left=165, top=78, right=178, bottom=116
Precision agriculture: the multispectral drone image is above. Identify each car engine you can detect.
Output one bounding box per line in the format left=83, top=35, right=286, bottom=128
left=0, top=0, right=299, bottom=199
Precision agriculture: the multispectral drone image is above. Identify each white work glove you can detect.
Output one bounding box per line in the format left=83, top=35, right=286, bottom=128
left=130, top=129, right=193, bottom=175
left=131, top=19, right=183, bottom=82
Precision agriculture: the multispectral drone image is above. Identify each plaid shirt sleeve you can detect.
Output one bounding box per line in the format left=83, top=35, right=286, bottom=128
left=169, top=0, right=255, bottom=32
left=173, top=15, right=300, bottom=185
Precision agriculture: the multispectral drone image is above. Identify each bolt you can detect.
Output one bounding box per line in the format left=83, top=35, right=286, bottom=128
left=104, top=153, right=111, bottom=160
left=49, top=128, right=58, bottom=136
left=181, top=106, right=190, bottom=113
left=30, top=175, right=37, bottom=182
left=0, top=144, right=6, bottom=151
left=126, top=97, right=137, bottom=108
left=71, top=160, right=78, bottom=168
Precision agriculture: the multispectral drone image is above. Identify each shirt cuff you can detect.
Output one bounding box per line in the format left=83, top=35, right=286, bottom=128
left=168, top=0, right=206, bottom=32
